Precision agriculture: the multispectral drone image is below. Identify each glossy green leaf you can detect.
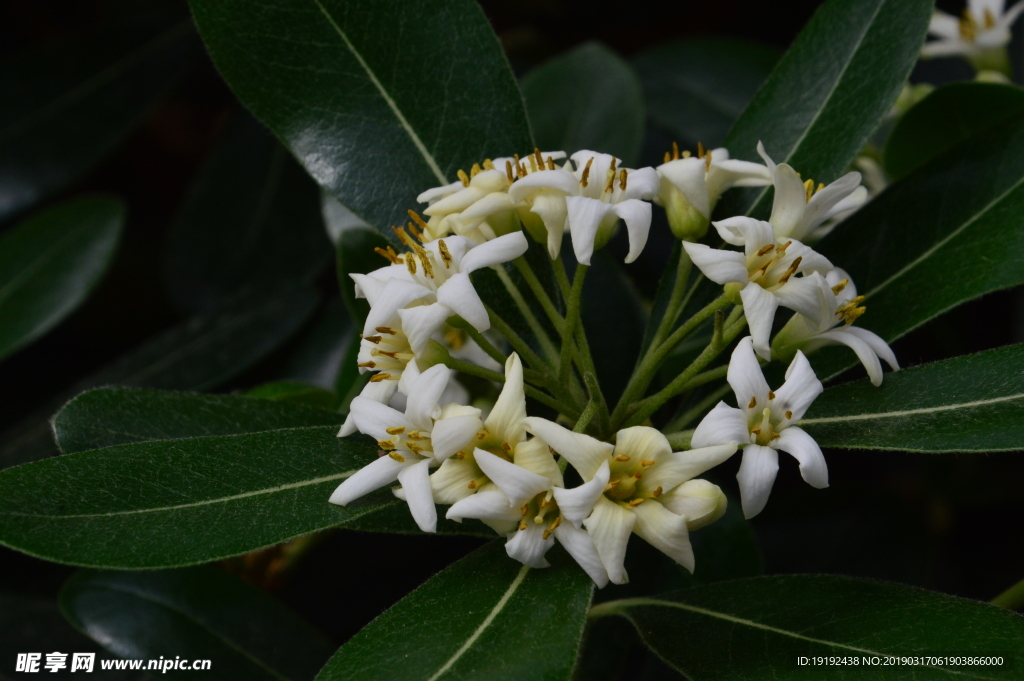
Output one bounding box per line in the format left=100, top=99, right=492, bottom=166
left=884, top=82, right=1024, bottom=180
left=336, top=228, right=391, bottom=324
left=281, top=298, right=355, bottom=391
left=60, top=567, right=334, bottom=681
left=801, top=344, right=1024, bottom=452
left=0, top=424, right=386, bottom=568
left=0, top=196, right=124, bottom=362
left=189, top=0, right=533, bottom=235
left=0, top=8, right=194, bottom=222
left=317, top=541, right=593, bottom=681
left=53, top=387, right=342, bottom=455
left=0, top=593, right=143, bottom=681
left=723, top=0, right=932, bottom=217
left=592, top=575, right=1024, bottom=680
left=244, top=381, right=339, bottom=411
left=163, top=113, right=331, bottom=313
left=521, top=42, right=644, bottom=166
left=0, top=285, right=319, bottom=470
left=814, top=116, right=1024, bottom=381
left=633, top=38, right=780, bottom=149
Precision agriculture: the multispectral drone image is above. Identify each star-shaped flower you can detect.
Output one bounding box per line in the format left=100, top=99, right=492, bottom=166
left=922, top=0, right=1024, bottom=66
left=692, top=336, right=828, bottom=519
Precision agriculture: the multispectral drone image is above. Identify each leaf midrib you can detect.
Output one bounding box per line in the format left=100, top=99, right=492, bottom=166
left=800, top=392, right=1024, bottom=425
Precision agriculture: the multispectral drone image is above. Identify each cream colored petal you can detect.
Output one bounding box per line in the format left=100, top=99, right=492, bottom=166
left=681, top=242, right=747, bottom=285
left=552, top=461, right=609, bottom=528
left=566, top=196, right=614, bottom=266
left=431, top=413, right=484, bottom=462
left=611, top=199, right=652, bottom=264
left=397, top=459, right=436, bottom=533
left=584, top=496, right=636, bottom=585
left=632, top=500, right=694, bottom=572
left=350, top=396, right=409, bottom=442
left=474, top=448, right=552, bottom=508
left=429, top=456, right=480, bottom=504
left=554, top=523, right=609, bottom=587
left=727, top=336, right=771, bottom=411
left=613, top=426, right=671, bottom=464
left=404, top=363, right=450, bottom=432
left=774, top=350, right=823, bottom=422
left=639, top=444, right=737, bottom=496
left=513, top=437, right=563, bottom=487
left=522, top=417, right=614, bottom=480
left=529, top=191, right=569, bottom=259
left=691, top=402, right=750, bottom=449
left=815, top=328, right=884, bottom=386
left=736, top=444, right=779, bottom=519
left=329, top=455, right=405, bottom=506
left=459, top=231, right=529, bottom=272
left=767, top=163, right=808, bottom=240
left=446, top=489, right=520, bottom=523
left=776, top=426, right=828, bottom=489
left=507, top=168, right=578, bottom=203
left=362, top=279, right=432, bottom=337
left=659, top=479, right=728, bottom=531
left=739, top=283, right=780, bottom=361
left=656, top=158, right=709, bottom=216
left=505, top=522, right=555, bottom=568
left=485, top=352, right=527, bottom=444
left=397, top=304, right=448, bottom=357
left=436, top=272, right=489, bottom=332
left=423, top=186, right=486, bottom=216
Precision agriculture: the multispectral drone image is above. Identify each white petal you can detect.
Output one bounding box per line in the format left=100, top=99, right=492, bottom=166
left=621, top=166, right=659, bottom=200
left=614, top=426, right=671, bottom=463
left=485, top=353, right=527, bottom=444
left=999, top=0, right=1024, bottom=29
left=803, top=172, right=862, bottom=228
left=740, top=283, right=780, bottom=360
left=566, top=196, right=614, bottom=266
left=768, top=163, right=808, bottom=240
left=639, top=444, right=737, bottom=496
left=508, top=168, right=578, bottom=202
left=552, top=461, right=609, bottom=528
left=350, top=396, right=408, bottom=442
left=355, top=376, right=400, bottom=407
left=774, top=275, right=827, bottom=323
left=418, top=180, right=464, bottom=204
left=691, top=402, right=750, bottom=448
left=776, top=426, right=828, bottom=489
left=473, top=448, right=552, bottom=508
left=681, top=242, right=747, bottom=285
left=844, top=326, right=899, bottom=372
left=823, top=185, right=868, bottom=222
left=362, top=279, right=432, bottom=337
left=329, top=455, right=405, bottom=506
left=436, top=272, right=489, bottom=332
left=756, top=141, right=776, bottom=172
left=505, top=522, right=555, bottom=568
left=513, top=436, right=563, bottom=487
left=430, top=413, right=483, bottom=462
left=713, top=216, right=774, bottom=255
left=657, top=158, right=710, bottom=216
left=928, top=10, right=962, bottom=39
left=815, top=328, right=885, bottom=386
left=611, top=199, right=652, bottom=264
left=632, top=500, right=694, bottom=572
left=920, top=39, right=969, bottom=58
left=405, top=363, right=450, bottom=432
left=397, top=459, right=436, bottom=532
left=429, top=457, right=480, bottom=504
left=337, top=413, right=357, bottom=437
left=424, top=186, right=486, bottom=216
left=776, top=239, right=833, bottom=276
left=459, top=231, right=529, bottom=272
left=553, top=523, right=609, bottom=587
left=522, top=417, right=614, bottom=480
left=706, top=158, right=772, bottom=199
left=736, top=444, right=779, bottom=518
left=397, top=304, right=450, bottom=356
left=659, top=479, right=728, bottom=530
left=727, top=336, right=771, bottom=409
left=447, top=489, right=520, bottom=522
left=529, top=192, right=568, bottom=259
left=584, top=496, right=636, bottom=584
left=350, top=272, right=387, bottom=306
left=774, top=350, right=823, bottom=422
left=397, top=359, right=420, bottom=395
left=457, top=191, right=514, bottom=223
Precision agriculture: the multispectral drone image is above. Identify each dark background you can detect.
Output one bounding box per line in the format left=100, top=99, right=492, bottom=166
left=1, top=0, right=1022, bottom=668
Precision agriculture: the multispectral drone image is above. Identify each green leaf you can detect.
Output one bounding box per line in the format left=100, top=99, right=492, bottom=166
left=521, top=42, right=644, bottom=166
left=0, top=593, right=143, bottom=681
left=0, top=8, right=195, bottom=222
left=884, top=82, right=1024, bottom=180
left=53, top=387, right=343, bottom=454
left=593, top=575, right=1024, bottom=680
left=723, top=0, right=933, bottom=217
left=814, top=116, right=1024, bottom=382
left=188, top=0, right=533, bottom=235
left=0, top=196, right=124, bottom=362
left=281, top=298, right=355, bottom=390
left=0, top=285, right=319, bottom=470
left=163, top=112, right=331, bottom=313
left=633, top=38, right=780, bottom=149
left=244, top=381, right=339, bottom=411
left=800, top=344, right=1024, bottom=452
left=336, top=228, right=391, bottom=325
left=59, top=567, right=335, bottom=681
left=316, top=541, right=593, bottom=681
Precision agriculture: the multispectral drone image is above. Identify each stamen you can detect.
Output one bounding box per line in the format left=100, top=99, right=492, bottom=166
left=386, top=426, right=406, bottom=435
left=768, top=390, right=776, bottom=400
left=816, top=182, right=825, bottom=194
left=357, top=361, right=376, bottom=368
left=406, top=441, right=424, bottom=454
left=984, top=7, right=996, bottom=28
left=614, top=454, right=630, bottom=462
left=505, top=160, right=515, bottom=183
left=609, top=157, right=617, bottom=174
left=803, top=178, right=815, bottom=202
left=604, top=480, right=620, bottom=492
left=756, top=243, right=775, bottom=257
left=392, top=225, right=414, bottom=247
left=483, top=158, right=494, bottom=170
left=518, top=520, right=527, bottom=531
left=438, top=239, right=453, bottom=268
left=651, top=486, right=663, bottom=498
left=406, top=210, right=429, bottom=237
left=374, top=246, right=401, bottom=263
left=664, top=151, right=671, bottom=164
left=785, top=410, right=793, bottom=420
left=705, top=149, right=712, bottom=172
left=406, top=431, right=426, bottom=441
left=547, top=156, right=556, bottom=170
left=477, top=432, right=486, bottom=440
left=406, top=255, right=417, bottom=276
left=640, top=460, right=655, bottom=467
left=457, top=169, right=470, bottom=187
left=378, top=439, right=395, bottom=450
left=521, top=505, right=529, bottom=516
left=376, top=326, right=397, bottom=335
left=619, top=168, right=628, bottom=190
left=831, top=279, right=849, bottom=295
left=415, top=246, right=434, bottom=278
left=776, top=241, right=792, bottom=254
left=406, top=221, right=424, bottom=243
left=534, top=148, right=544, bottom=167
left=501, top=442, right=512, bottom=452
left=629, top=498, right=646, bottom=507
left=468, top=480, right=478, bottom=489
left=528, top=154, right=537, bottom=172
left=777, top=256, right=803, bottom=284
left=604, top=169, right=616, bottom=193
left=389, top=451, right=405, bottom=462
left=682, top=150, right=691, bottom=159
left=369, top=373, right=393, bottom=383
left=363, top=335, right=382, bottom=344
left=672, top=141, right=680, bottom=160
left=697, top=142, right=705, bottom=159
left=580, top=157, right=594, bottom=187
left=470, top=163, right=482, bottom=177
left=748, top=396, right=757, bottom=409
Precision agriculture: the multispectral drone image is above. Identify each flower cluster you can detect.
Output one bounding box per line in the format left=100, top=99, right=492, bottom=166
left=330, top=142, right=896, bottom=586
left=922, top=0, right=1024, bottom=72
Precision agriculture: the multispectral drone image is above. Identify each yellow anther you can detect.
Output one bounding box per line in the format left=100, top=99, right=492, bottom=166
left=542, top=528, right=553, bottom=539
left=705, top=149, right=712, bottom=172
left=785, top=410, right=793, bottom=420
left=386, top=426, right=406, bottom=435
left=505, top=160, right=515, bottom=183
left=389, top=451, right=406, bottom=462
left=378, top=439, right=396, bottom=450
left=672, top=141, right=680, bottom=160
left=651, top=486, right=663, bottom=498
left=392, top=225, right=414, bottom=246
left=518, top=520, right=527, bottom=531
left=756, top=244, right=775, bottom=257
left=984, top=7, right=996, bottom=28
left=406, top=431, right=425, bottom=441
left=777, top=256, right=803, bottom=284
left=357, top=361, right=376, bottom=368
left=416, top=249, right=434, bottom=279
left=521, top=505, right=529, bottom=517
left=375, top=350, right=399, bottom=359
left=831, top=279, right=849, bottom=295
left=768, top=390, right=776, bottom=400
left=816, top=182, right=825, bottom=194
left=406, top=255, right=417, bottom=276
left=629, top=497, right=646, bottom=507
left=804, top=178, right=815, bottom=202
left=609, top=157, right=617, bottom=174
left=406, top=211, right=428, bottom=238
left=697, top=142, right=705, bottom=158
left=501, top=442, right=512, bottom=452
left=457, top=169, right=470, bottom=187
left=527, top=154, right=537, bottom=172
left=406, top=221, right=424, bottom=243
left=549, top=516, right=562, bottom=531
left=547, top=156, right=556, bottom=170
left=604, top=480, right=620, bottom=492
left=406, top=441, right=424, bottom=454
left=614, top=454, right=630, bottom=462
left=468, top=480, right=477, bottom=489
left=640, top=460, right=655, bottom=468
left=369, top=372, right=393, bottom=383
left=363, top=335, right=382, bottom=344
left=438, top=239, right=453, bottom=268
left=580, top=157, right=594, bottom=187
left=682, top=149, right=691, bottom=158
left=477, top=432, right=486, bottom=440
left=634, top=472, right=642, bottom=479
left=534, top=148, right=544, bottom=167
left=483, top=158, right=494, bottom=170
left=619, top=168, right=628, bottom=190
left=604, top=169, right=616, bottom=193
left=751, top=427, right=761, bottom=435
left=664, top=151, right=671, bottom=164
left=375, top=326, right=397, bottom=335
left=748, top=396, right=757, bottom=409
left=776, top=240, right=793, bottom=254
left=374, top=246, right=401, bottom=263
left=456, top=452, right=465, bottom=460
left=471, top=162, right=482, bottom=177
left=959, top=9, right=978, bottom=41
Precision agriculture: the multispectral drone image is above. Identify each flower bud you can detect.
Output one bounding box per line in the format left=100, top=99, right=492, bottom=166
left=660, top=177, right=710, bottom=241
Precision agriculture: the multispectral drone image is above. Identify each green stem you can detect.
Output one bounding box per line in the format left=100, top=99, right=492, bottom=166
left=649, top=247, right=693, bottom=350
left=992, top=576, right=1024, bottom=610
left=493, top=265, right=559, bottom=361
left=552, top=258, right=573, bottom=299
left=559, top=264, right=588, bottom=386
left=664, top=383, right=732, bottom=433
left=611, top=293, right=732, bottom=427
left=583, top=370, right=612, bottom=437
left=441, top=351, right=575, bottom=417
left=513, top=256, right=565, bottom=334
left=448, top=315, right=507, bottom=367
left=485, top=304, right=549, bottom=372
left=574, top=395, right=599, bottom=434
left=665, top=430, right=693, bottom=450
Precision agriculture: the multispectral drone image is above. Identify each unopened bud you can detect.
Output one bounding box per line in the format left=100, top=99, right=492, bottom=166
left=660, top=180, right=710, bottom=241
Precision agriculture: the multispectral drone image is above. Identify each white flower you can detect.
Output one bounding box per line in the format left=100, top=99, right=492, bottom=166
left=508, top=150, right=659, bottom=265
left=772, top=269, right=899, bottom=386
left=692, top=336, right=828, bottom=519
left=756, top=142, right=867, bottom=242
left=329, top=364, right=484, bottom=532
left=655, top=143, right=771, bottom=241
left=922, top=0, right=1024, bottom=62
left=417, top=152, right=566, bottom=243
left=520, top=420, right=735, bottom=585
left=445, top=441, right=611, bottom=587
left=683, top=216, right=833, bottom=359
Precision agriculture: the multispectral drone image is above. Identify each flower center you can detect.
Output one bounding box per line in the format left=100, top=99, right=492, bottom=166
left=603, top=453, right=659, bottom=507
left=517, top=490, right=563, bottom=539
left=746, top=396, right=794, bottom=447
left=377, top=426, right=433, bottom=462
left=746, top=240, right=802, bottom=290
left=359, top=326, right=414, bottom=381
left=661, top=140, right=714, bottom=171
